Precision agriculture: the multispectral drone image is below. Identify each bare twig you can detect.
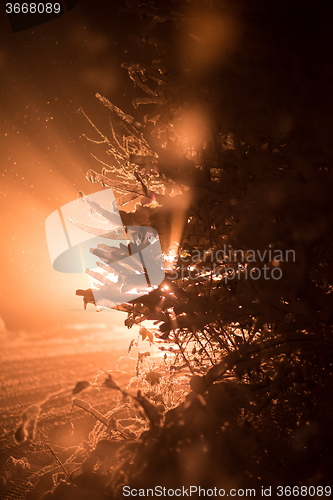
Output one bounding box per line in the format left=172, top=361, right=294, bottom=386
left=14, top=394, right=71, bottom=480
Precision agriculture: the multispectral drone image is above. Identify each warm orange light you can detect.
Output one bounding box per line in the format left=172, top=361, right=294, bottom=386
left=180, top=8, right=240, bottom=72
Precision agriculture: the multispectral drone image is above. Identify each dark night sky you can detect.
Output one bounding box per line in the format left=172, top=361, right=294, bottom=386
left=0, top=0, right=142, bottom=332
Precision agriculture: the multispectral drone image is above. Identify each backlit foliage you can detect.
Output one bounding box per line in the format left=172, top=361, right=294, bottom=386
left=25, top=0, right=333, bottom=497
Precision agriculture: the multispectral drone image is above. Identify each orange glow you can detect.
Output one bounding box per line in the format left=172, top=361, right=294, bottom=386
left=174, top=105, right=210, bottom=152
left=0, top=11, right=126, bottom=333
left=180, top=8, right=240, bottom=72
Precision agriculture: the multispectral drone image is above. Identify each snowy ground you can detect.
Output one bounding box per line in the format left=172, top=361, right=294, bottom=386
left=0, top=325, right=135, bottom=499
